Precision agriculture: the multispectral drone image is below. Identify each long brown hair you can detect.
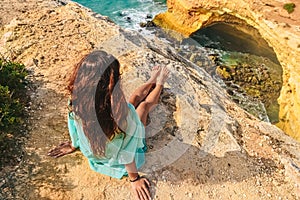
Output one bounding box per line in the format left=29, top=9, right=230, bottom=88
left=68, top=50, right=128, bottom=156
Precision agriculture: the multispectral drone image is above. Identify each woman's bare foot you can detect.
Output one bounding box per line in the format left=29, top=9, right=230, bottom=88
left=147, top=66, right=161, bottom=84
left=157, top=67, right=170, bottom=86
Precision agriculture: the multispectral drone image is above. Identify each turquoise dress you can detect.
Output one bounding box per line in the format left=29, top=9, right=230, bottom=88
left=68, top=103, right=147, bottom=179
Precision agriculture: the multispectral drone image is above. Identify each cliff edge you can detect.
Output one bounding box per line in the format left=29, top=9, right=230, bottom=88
left=0, top=0, right=300, bottom=199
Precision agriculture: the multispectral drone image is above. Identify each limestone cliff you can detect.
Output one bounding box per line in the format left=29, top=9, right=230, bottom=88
left=0, top=0, right=300, bottom=199
left=154, top=0, right=300, bottom=141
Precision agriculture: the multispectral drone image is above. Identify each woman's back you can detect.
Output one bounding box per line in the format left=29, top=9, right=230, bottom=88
left=68, top=103, right=146, bottom=179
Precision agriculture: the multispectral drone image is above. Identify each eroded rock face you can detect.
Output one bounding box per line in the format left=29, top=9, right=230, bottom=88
left=154, top=0, right=300, bottom=141
left=0, top=0, right=300, bottom=199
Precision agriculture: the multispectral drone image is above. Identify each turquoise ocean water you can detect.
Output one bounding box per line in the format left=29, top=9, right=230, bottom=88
left=73, top=0, right=167, bottom=30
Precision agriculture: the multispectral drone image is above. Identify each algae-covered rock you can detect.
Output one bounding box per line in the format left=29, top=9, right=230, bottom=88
left=216, top=65, right=231, bottom=80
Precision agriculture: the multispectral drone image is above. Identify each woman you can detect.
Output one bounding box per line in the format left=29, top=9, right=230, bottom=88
left=48, top=50, right=169, bottom=200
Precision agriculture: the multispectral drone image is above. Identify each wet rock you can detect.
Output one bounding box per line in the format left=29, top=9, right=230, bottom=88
left=125, top=16, right=131, bottom=22
left=146, top=14, right=152, bottom=19
left=139, top=21, right=156, bottom=28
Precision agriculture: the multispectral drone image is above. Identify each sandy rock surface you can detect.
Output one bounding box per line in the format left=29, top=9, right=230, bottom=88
left=0, top=0, right=300, bottom=199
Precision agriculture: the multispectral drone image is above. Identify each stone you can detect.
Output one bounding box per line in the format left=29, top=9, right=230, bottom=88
left=153, top=0, right=300, bottom=141
left=0, top=0, right=300, bottom=199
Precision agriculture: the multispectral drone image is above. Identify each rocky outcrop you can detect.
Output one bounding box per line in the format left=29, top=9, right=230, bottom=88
left=154, top=0, right=300, bottom=141
left=0, top=0, right=300, bottom=199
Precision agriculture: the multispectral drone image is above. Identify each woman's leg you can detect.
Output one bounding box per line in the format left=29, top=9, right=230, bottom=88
left=129, top=66, right=161, bottom=108
left=135, top=67, right=169, bottom=125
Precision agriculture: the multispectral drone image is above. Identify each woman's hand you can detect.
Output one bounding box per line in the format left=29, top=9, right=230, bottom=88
left=47, top=141, right=76, bottom=158
left=125, top=161, right=151, bottom=200
left=130, top=177, right=151, bottom=200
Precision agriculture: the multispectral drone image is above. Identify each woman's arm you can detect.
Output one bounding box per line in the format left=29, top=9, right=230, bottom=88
left=48, top=111, right=79, bottom=158
left=125, top=160, right=151, bottom=200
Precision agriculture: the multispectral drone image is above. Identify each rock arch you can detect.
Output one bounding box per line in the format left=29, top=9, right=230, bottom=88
left=154, top=0, right=300, bottom=141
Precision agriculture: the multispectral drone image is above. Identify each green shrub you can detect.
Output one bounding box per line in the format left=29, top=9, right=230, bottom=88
left=0, top=59, right=27, bottom=138
left=0, top=59, right=27, bottom=98
left=283, top=3, right=296, bottom=14
left=0, top=85, right=24, bottom=133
